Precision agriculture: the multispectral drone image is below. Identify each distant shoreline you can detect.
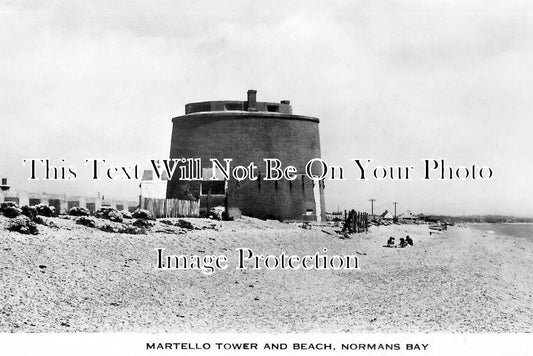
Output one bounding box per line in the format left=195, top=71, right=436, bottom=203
left=469, top=222, right=533, bottom=225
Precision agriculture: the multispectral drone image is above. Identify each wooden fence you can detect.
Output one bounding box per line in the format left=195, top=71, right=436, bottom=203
left=342, top=210, right=369, bottom=233
left=142, top=198, right=199, bottom=218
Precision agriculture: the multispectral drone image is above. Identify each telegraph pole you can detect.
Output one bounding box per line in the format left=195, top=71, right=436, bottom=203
left=393, top=202, right=398, bottom=218
left=369, top=199, right=375, bottom=216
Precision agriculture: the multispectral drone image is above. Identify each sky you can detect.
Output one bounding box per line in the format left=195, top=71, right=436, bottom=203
left=0, top=0, right=532, bottom=216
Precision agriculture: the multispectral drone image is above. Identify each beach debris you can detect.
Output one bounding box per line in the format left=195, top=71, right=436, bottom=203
left=68, top=207, right=90, bottom=216
left=337, top=232, right=350, bottom=239
left=321, top=229, right=333, bottom=235
left=355, top=251, right=367, bottom=256
left=153, top=226, right=183, bottom=234
left=176, top=219, right=194, bottom=230
left=76, top=216, right=97, bottom=228
left=132, top=209, right=154, bottom=220
left=120, top=210, right=132, bottom=219
left=7, top=216, right=39, bottom=235
left=201, top=223, right=218, bottom=230
left=429, top=222, right=447, bottom=231
left=157, top=219, right=195, bottom=231
left=99, top=223, right=146, bottom=234
left=120, top=225, right=146, bottom=235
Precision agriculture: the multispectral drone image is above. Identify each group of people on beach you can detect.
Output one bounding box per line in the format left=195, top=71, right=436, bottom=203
left=384, top=235, right=413, bottom=248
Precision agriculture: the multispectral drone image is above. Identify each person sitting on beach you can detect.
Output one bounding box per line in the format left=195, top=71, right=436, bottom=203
left=398, top=238, right=408, bottom=248
left=386, top=237, right=395, bottom=247
left=406, top=235, right=413, bottom=246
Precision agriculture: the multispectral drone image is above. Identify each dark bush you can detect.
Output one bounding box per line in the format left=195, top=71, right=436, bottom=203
left=96, top=207, right=113, bottom=218
left=107, top=210, right=123, bottom=223
left=35, top=204, right=55, bottom=217
left=21, top=205, right=37, bottom=220
left=133, top=219, right=153, bottom=228
left=34, top=216, right=58, bottom=228
left=120, top=225, right=146, bottom=234
left=3, top=206, right=22, bottom=218
left=68, top=207, right=90, bottom=216
left=99, top=223, right=120, bottom=233
left=95, top=207, right=123, bottom=222
left=8, top=217, right=39, bottom=235
left=132, top=209, right=153, bottom=220
left=76, top=216, right=96, bottom=228
left=1, top=201, right=19, bottom=211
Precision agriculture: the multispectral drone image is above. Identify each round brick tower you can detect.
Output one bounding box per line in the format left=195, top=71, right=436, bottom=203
left=166, top=90, right=326, bottom=221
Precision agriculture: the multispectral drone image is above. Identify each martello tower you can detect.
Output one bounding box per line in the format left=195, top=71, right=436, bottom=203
left=166, top=90, right=326, bottom=221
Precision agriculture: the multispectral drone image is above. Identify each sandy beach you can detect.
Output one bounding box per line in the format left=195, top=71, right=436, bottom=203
left=0, top=216, right=531, bottom=333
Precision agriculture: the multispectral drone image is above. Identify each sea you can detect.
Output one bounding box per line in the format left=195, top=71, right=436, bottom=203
left=470, top=223, right=533, bottom=242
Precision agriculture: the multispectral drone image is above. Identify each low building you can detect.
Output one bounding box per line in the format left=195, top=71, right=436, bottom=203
left=0, top=178, right=137, bottom=214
